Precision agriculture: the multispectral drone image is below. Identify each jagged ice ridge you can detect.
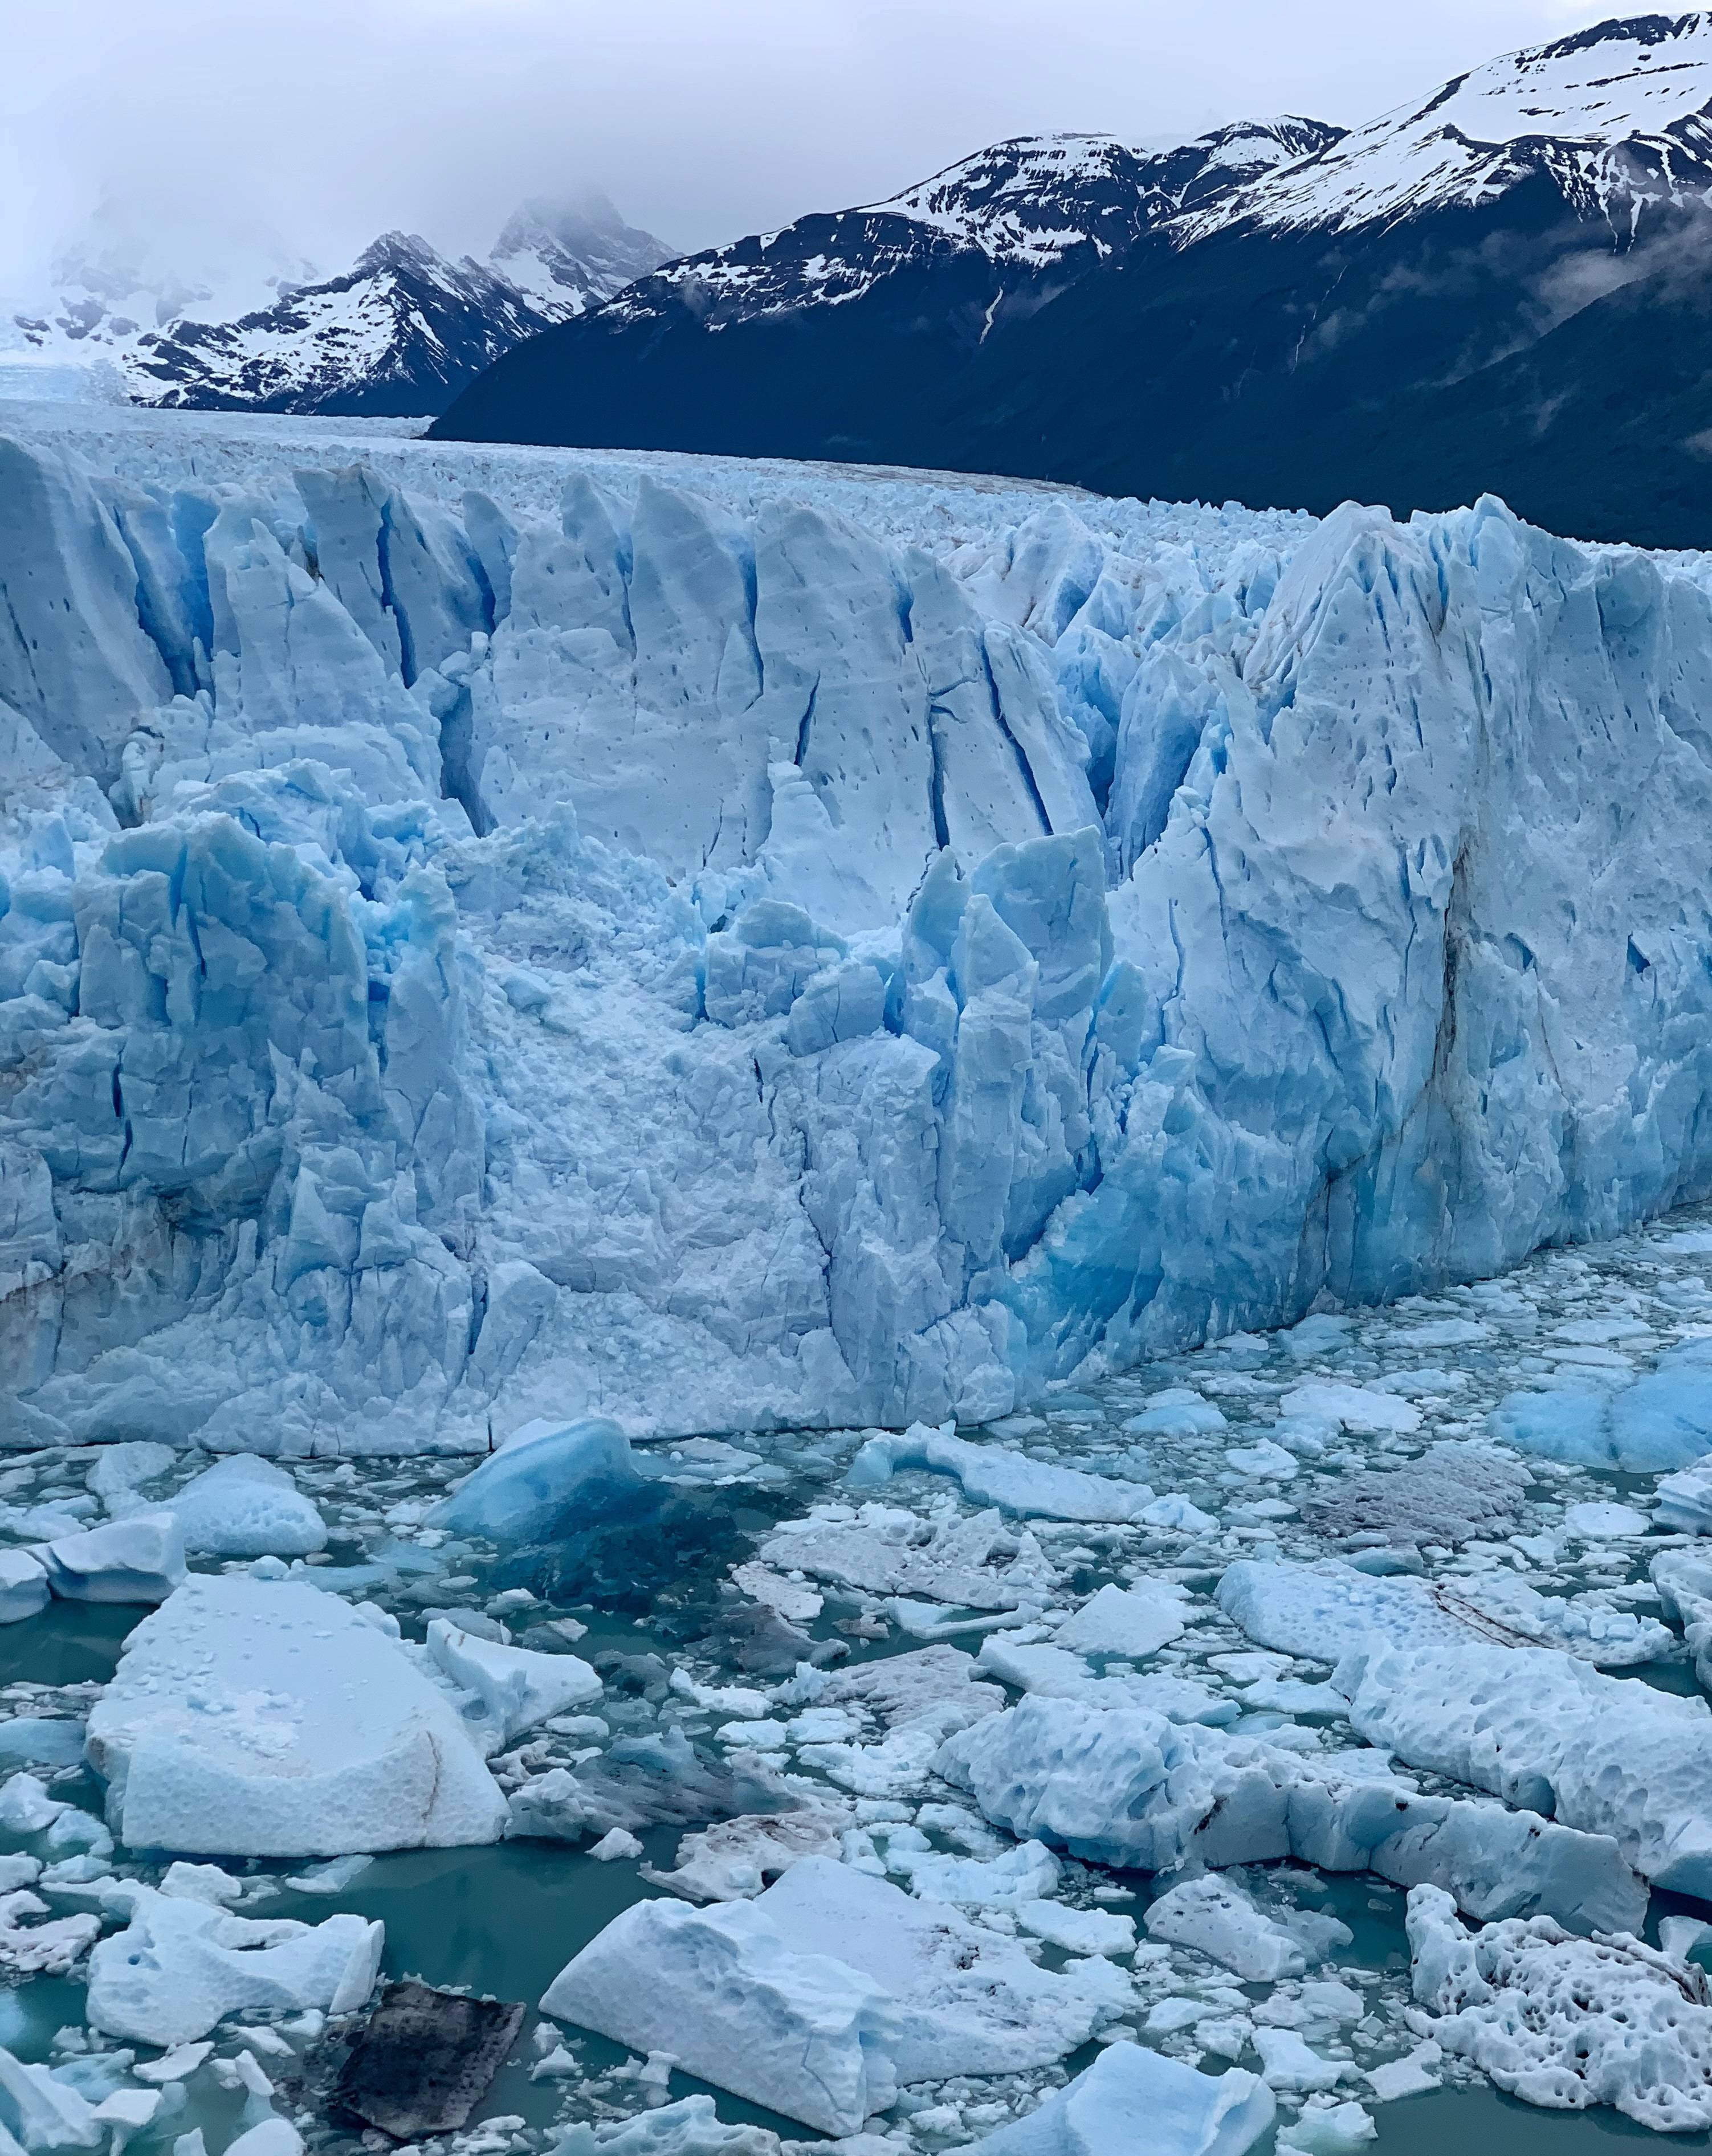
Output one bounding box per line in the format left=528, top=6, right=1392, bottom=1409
left=3, top=407, right=1712, bottom=1452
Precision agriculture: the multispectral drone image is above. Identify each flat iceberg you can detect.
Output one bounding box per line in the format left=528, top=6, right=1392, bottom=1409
left=540, top=1892, right=902, bottom=2135
left=1340, top=1640, right=1712, bottom=1895
left=847, top=1422, right=1155, bottom=1521
left=541, top=1855, right=1120, bottom=2129
left=1053, top=1580, right=1189, bottom=1656
left=1217, top=1557, right=1671, bottom=1667
left=1143, top=1874, right=1350, bottom=1981
left=84, top=1574, right=511, bottom=1856
left=85, top=1883, right=382, bottom=2045
left=38, top=1516, right=185, bottom=1604
left=939, top=1694, right=1647, bottom=1931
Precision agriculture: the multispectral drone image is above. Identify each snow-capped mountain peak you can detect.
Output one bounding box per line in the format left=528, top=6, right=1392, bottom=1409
left=490, top=191, right=674, bottom=318
left=1188, top=11, right=1712, bottom=237
left=866, top=119, right=1342, bottom=262
left=2, top=194, right=671, bottom=415
left=604, top=117, right=1344, bottom=328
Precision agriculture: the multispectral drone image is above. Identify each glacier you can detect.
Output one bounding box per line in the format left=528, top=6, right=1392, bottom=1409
left=5, top=401, right=1712, bottom=1451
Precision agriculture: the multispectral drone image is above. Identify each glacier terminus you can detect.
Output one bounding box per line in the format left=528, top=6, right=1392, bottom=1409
left=3, top=402, right=1712, bottom=1452
left=3, top=385, right=1712, bottom=2156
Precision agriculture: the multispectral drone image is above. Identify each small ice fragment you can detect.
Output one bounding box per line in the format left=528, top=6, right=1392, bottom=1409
left=964, top=2041, right=1274, bottom=2156
left=1252, top=2028, right=1350, bottom=2092
left=1225, top=1441, right=1299, bottom=1481
left=283, top=1855, right=374, bottom=1894
left=1363, top=2043, right=1442, bottom=2102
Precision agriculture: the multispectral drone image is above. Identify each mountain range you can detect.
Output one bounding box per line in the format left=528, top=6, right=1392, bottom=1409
left=0, top=194, right=671, bottom=416
left=434, top=13, right=1712, bottom=551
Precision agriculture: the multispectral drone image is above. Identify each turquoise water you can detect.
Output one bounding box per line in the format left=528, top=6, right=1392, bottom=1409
left=15, top=1202, right=1712, bottom=2153
left=1, top=1588, right=1706, bottom=2156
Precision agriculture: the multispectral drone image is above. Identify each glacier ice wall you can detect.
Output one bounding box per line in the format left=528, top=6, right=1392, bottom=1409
left=3, top=414, right=1711, bottom=1451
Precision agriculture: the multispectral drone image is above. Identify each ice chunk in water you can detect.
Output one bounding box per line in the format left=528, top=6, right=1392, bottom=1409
left=543, top=1855, right=1120, bottom=2130
left=39, top=1513, right=184, bottom=1603
left=966, top=2041, right=1274, bottom=2156
left=433, top=1419, right=646, bottom=1541
left=169, top=1456, right=327, bottom=1558
left=87, top=1883, right=382, bottom=2045
left=425, top=1618, right=602, bottom=1748
left=85, top=1575, right=509, bottom=1856
left=1054, top=1581, right=1189, bottom=1657
left=0, top=1554, right=48, bottom=1626
left=1144, top=1875, right=1349, bottom=1981
left=1406, top=1882, right=1712, bottom=2131
left=847, top=1422, right=1154, bottom=1521
left=541, top=1891, right=902, bottom=2135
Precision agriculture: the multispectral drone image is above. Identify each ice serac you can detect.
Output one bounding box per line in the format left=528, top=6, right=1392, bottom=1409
left=84, top=1575, right=509, bottom=1856
left=8, top=426, right=1712, bottom=1445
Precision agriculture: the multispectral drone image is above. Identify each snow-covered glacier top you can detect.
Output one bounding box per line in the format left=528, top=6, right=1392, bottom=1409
left=3, top=398, right=1712, bottom=1454
left=1189, top=13, right=1712, bottom=236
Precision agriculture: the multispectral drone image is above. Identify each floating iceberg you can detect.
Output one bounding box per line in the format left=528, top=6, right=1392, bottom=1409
left=85, top=1883, right=382, bottom=2045
left=540, top=1892, right=902, bottom=2134
left=847, top=1421, right=1155, bottom=1521
left=1341, top=1640, right=1712, bottom=1895
left=1218, top=1557, right=1671, bottom=1668
left=166, top=1455, right=327, bottom=1558
left=1143, top=1874, right=1350, bottom=1981
left=1490, top=1346, right=1712, bottom=1472
left=1406, top=1883, right=1712, bottom=2131
left=0, top=1554, right=49, bottom=1626
left=968, top=2043, right=1274, bottom=2156
left=1052, top=1579, right=1189, bottom=1657
left=431, top=1418, right=646, bottom=1540
left=939, top=1694, right=1647, bottom=1932
left=38, top=1515, right=184, bottom=1604
left=84, top=1575, right=511, bottom=1856
left=542, top=1855, right=1121, bottom=2131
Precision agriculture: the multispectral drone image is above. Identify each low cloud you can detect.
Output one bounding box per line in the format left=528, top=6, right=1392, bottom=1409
left=0, top=0, right=1621, bottom=297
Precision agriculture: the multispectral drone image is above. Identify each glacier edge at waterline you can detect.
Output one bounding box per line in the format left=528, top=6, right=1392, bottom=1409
left=3, top=413, right=1711, bottom=1452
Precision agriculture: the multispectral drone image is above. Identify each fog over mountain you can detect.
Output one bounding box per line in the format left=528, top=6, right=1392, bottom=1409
left=1, top=0, right=1619, bottom=297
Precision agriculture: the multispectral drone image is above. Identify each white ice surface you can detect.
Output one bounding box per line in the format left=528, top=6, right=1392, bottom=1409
left=84, top=1575, right=510, bottom=1856
left=85, top=1883, right=382, bottom=2045
left=967, top=2041, right=1274, bottom=2156
left=1407, top=1882, right=1712, bottom=2131
left=543, top=1855, right=1123, bottom=2130
left=166, top=1456, right=327, bottom=1558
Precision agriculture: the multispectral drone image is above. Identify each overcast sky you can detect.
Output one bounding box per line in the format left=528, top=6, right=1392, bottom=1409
left=2, top=0, right=1623, bottom=291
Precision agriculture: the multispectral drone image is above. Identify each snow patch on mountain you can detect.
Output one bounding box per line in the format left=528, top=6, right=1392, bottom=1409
left=1187, top=13, right=1712, bottom=238
left=604, top=121, right=1343, bottom=327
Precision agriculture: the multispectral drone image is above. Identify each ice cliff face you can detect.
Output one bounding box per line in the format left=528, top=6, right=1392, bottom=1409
left=3, top=412, right=1711, bottom=1452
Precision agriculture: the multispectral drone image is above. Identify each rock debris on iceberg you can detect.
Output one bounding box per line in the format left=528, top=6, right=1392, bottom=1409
left=5, top=414, right=1712, bottom=1449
